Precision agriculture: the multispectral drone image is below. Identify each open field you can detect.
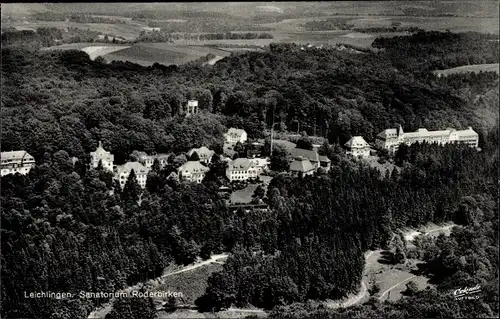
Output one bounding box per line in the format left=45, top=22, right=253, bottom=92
left=100, top=43, right=231, bottom=66
left=434, top=63, right=500, bottom=77
left=153, top=263, right=224, bottom=305
left=6, top=21, right=146, bottom=40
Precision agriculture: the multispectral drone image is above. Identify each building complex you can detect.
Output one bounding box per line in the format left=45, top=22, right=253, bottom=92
left=376, top=125, right=479, bottom=153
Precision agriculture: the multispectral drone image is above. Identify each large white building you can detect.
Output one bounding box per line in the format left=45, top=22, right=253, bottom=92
left=224, top=128, right=248, bottom=144
left=178, top=161, right=209, bottom=183
left=90, top=141, right=114, bottom=172
left=1, top=150, right=35, bottom=176
left=226, top=158, right=258, bottom=182
left=376, top=125, right=479, bottom=153
left=344, top=136, right=371, bottom=158
left=114, top=162, right=150, bottom=189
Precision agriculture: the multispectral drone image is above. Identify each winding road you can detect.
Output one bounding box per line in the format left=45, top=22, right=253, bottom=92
left=325, top=223, right=456, bottom=309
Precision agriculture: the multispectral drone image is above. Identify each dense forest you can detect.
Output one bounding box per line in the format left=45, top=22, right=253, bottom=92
left=197, top=137, right=498, bottom=311
left=137, top=31, right=273, bottom=43
left=1, top=30, right=499, bottom=318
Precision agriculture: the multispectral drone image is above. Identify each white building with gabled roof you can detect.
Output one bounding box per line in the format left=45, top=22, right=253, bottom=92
left=1, top=150, right=35, bottom=176
left=226, top=158, right=258, bottom=181
left=187, top=146, right=215, bottom=164
left=90, top=141, right=114, bottom=171
left=344, top=136, right=371, bottom=158
left=178, top=161, right=209, bottom=183
left=224, top=128, right=247, bottom=144
left=114, top=161, right=150, bottom=189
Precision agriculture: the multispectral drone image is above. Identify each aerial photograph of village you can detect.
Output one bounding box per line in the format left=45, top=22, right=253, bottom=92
left=1, top=1, right=499, bottom=318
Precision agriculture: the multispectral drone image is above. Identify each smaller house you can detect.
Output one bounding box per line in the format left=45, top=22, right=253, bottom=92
left=187, top=146, right=215, bottom=164
left=225, top=128, right=248, bottom=144
left=226, top=158, right=258, bottom=182
left=345, top=136, right=370, bottom=158
left=178, top=161, right=209, bottom=183
left=114, top=162, right=150, bottom=189
left=289, top=156, right=315, bottom=177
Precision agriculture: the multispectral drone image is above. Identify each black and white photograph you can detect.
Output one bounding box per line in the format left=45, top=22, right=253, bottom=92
left=1, top=1, right=499, bottom=318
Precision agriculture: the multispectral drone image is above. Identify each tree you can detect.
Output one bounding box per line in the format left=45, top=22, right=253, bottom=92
left=253, top=185, right=266, bottom=199
left=189, top=151, right=200, bottom=161
left=122, top=169, right=141, bottom=203
left=404, top=280, right=419, bottom=296
left=296, top=136, right=314, bottom=150
left=270, top=145, right=289, bottom=172
left=106, top=292, right=156, bottom=319
left=152, top=159, right=161, bottom=172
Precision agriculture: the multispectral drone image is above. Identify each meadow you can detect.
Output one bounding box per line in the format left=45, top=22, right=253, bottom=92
left=103, top=43, right=231, bottom=66
left=434, top=63, right=500, bottom=77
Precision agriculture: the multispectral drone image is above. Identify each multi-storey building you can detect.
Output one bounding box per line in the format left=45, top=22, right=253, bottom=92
left=226, top=158, right=258, bottom=182
left=177, top=161, right=209, bottom=183
left=224, top=128, right=248, bottom=144
left=114, top=162, right=150, bottom=189
left=376, top=125, right=479, bottom=153
left=90, top=141, right=114, bottom=171
left=344, top=136, right=371, bottom=158
left=187, top=146, right=215, bottom=164
left=1, top=150, right=35, bottom=176
left=289, top=156, right=315, bottom=177
left=134, top=151, right=171, bottom=169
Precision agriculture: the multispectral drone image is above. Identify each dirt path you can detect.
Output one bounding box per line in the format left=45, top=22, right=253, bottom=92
left=378, top=275, right=416, bottom=301
left=325, top=223, right=456, bottom=309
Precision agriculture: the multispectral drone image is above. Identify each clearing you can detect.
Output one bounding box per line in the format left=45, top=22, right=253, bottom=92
left=434, top=63, right=500, bottom=77
left=230, top=184, right=258, bottom=204
left=103, top=43, right=231, bottom=66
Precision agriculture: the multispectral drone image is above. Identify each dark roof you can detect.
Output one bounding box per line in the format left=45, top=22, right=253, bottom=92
left=289, top=157, right=315, bottom=173
left=289, top=148, right=319, bottom=162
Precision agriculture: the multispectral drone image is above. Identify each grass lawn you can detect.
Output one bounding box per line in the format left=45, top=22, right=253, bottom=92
left=365, top=251, right=432, bottom=303
left=152, top=263, right=224, bottom=305
left=230, top=184, right=258, bottom=204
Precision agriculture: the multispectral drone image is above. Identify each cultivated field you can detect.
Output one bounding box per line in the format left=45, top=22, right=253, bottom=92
left=101, top=43, right=232, bottom=66
left=434, top=63, right=500, bottom=77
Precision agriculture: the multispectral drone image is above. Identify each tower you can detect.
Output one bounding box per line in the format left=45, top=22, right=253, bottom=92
left=185, top=100, right=198, bottom=117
